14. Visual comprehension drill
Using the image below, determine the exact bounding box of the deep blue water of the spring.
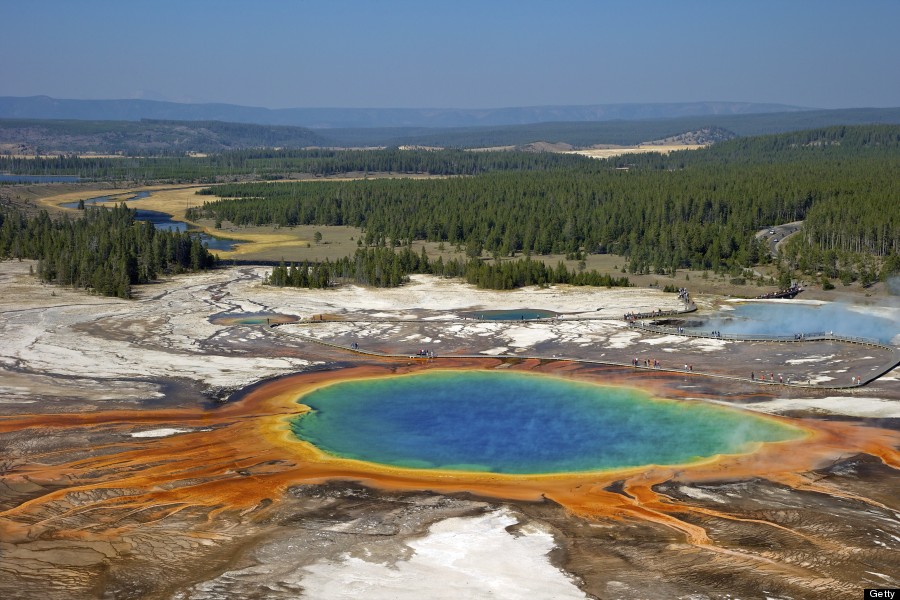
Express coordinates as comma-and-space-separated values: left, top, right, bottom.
291, 370, 801, 474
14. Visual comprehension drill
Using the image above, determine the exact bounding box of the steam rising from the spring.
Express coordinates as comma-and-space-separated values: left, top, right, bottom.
887, 275, 900, 297
694, 300, 900, 345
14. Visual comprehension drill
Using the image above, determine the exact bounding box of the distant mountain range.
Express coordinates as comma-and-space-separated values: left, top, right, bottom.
341, 107, 900, 148
1, 97, 899, 154
0, 96, 808, 129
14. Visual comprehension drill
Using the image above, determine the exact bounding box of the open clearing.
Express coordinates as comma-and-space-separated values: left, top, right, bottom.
565, 143, 706, 159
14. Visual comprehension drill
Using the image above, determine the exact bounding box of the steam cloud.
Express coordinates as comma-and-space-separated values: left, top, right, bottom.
697, 301, 900, 345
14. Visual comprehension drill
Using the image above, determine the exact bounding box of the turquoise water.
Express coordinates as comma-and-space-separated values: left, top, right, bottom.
210, 312, 297, 325
464, 309, 557, 321
291, 371, 802, 474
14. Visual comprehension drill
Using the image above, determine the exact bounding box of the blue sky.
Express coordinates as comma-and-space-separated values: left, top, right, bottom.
4, 0, 899, 109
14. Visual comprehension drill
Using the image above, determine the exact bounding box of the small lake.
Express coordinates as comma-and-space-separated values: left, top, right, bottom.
464, 309, 558, 321
0, 174, 81, 183
291, 370, 802, 474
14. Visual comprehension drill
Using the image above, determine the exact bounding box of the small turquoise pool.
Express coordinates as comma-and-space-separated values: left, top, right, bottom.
210, 312, 297, 326
291, 371, 802, 474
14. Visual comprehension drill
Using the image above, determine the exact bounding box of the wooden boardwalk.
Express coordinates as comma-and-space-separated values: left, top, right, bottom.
271, 318, 899, 391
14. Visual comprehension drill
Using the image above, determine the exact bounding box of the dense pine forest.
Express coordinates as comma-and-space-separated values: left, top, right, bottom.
0, 148, 596, 182
2, 124, 897, 293
264, 247, 633, 290
0, 204, 217, 298
190, 126, 900, 280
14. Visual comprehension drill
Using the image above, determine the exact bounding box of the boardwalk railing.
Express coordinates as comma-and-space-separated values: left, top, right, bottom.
271, 322, 899, 390
629, 321, 894, 351
624, 301, 696, 322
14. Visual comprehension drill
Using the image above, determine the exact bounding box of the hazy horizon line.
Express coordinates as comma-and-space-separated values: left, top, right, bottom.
2, 94, 827, 112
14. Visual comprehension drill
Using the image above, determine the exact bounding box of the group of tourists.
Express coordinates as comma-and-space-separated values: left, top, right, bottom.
749, 372, 863, 386
750, 371, 785, 384
632, 357, 662, 369
755, 284, 802, 300
624, 308, 667, 322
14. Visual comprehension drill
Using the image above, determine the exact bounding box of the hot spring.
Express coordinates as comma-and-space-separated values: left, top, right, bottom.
290, 370, 803, 475
688, 301, 900, 344
210, 312, 298, 326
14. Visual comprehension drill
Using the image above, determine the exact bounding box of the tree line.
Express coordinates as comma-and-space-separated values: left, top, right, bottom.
0, 204, 217, 298
3, 124, 897, 292
191, 126, 900, 277
264, 246, 632, 291
0, 148, 598, 182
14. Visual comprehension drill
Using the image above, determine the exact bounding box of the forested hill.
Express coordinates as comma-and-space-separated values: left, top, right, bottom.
618, 124, 900, 166
323, 107, 900, 148
0, 119, 327, 155
189, 125, 900, 281
2, 107, 900, 155
3, 125, 898, 183
0, 96, 804, 128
